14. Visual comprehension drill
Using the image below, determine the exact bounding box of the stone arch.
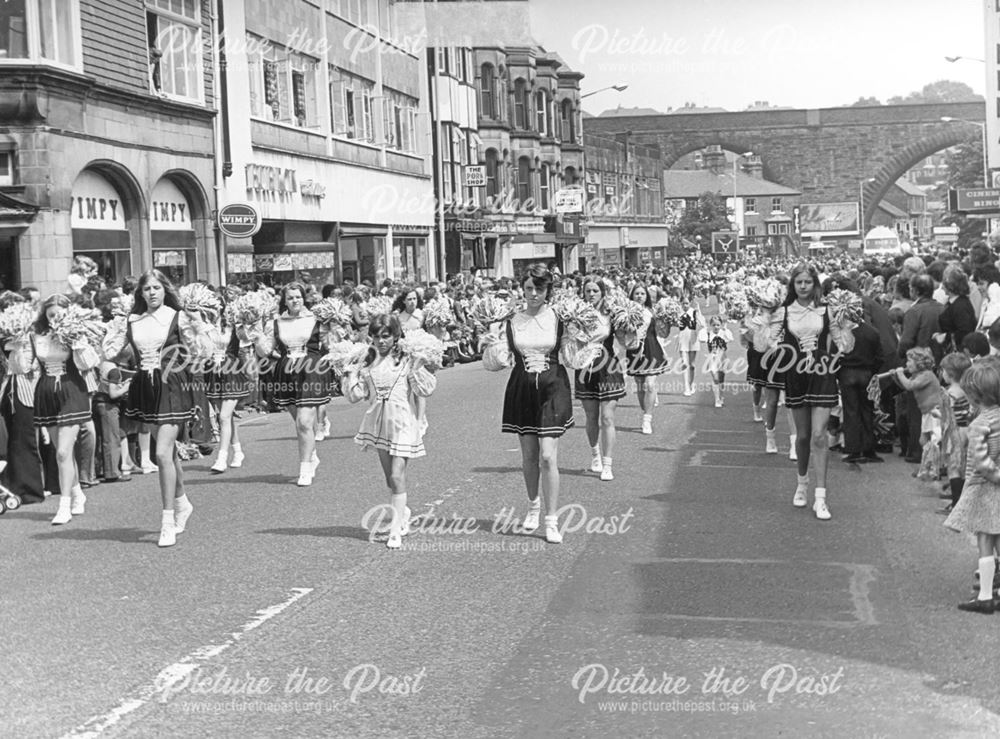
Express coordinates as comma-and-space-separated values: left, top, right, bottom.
160, 168, 210, 221
663, 141, 779, 183
78, 159, 146, 221
155, 168, 214, 283
861, 130, 968, 230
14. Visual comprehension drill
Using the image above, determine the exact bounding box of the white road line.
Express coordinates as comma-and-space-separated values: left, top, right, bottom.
62, 587, 313, 739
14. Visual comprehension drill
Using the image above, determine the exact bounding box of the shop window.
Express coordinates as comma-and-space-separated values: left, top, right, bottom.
153, 249, 195, 286
0, 152, 13, 186
0, 0, 81, 68
146, 0, 202, 102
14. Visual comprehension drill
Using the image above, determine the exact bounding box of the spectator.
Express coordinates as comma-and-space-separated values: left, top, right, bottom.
936, 264, 977, 354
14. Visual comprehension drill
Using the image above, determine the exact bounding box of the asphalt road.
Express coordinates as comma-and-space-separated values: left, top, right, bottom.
2, 342, 999, 738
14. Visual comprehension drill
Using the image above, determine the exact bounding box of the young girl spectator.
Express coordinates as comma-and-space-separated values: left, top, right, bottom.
889, 348, 943, 476
343, 314, 437, 550
939, 352, 972, 514
944, 359, 1000, 613
698, 315, 733, 408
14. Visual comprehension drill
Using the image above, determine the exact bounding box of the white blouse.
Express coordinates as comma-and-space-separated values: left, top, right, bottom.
483, 306, 575, 372
275, 313, 316, 358
756, 301, 854, 355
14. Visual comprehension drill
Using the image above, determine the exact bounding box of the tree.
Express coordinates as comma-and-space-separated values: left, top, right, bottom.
939, 138, 989, 248
669, 192, 732, 249
850, 96, 882, 106
887, 80, 983, 105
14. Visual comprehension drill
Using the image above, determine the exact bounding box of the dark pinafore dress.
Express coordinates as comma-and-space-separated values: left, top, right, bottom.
124, 309, 198, 425
501, 318, 574, 437
206, 327, 251, 401
31, 335, 92, 427
779, 306, 839, 409
625, 313, 669, 377
574, 324, 626, 402
271, 316, 334, 408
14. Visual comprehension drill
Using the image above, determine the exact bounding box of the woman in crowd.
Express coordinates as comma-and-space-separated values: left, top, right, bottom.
255, 281, 334, 487
624, 282, 668, 435
573, 277, 626, 481
756, 263, 854, 520
103, 270, 201, 547
483, 263, 575, 543
392, 288, 424, 333
936, 264, 976, 356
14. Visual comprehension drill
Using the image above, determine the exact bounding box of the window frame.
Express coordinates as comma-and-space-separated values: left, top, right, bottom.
146, 0, 203, 103
0, 152, 14, 186
0, 0, 83, 71
744, 197, 757, 213
770, 197, 783, 213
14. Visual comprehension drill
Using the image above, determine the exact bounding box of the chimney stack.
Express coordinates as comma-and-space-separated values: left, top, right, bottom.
702, 145, 726, 174
745, 155, 763, 179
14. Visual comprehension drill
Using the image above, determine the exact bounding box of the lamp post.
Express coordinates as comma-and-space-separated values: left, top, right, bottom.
858, 177, 876, 237
941, 116, 989, 186
944, 55, 985, 63
732, 151, 753, 248
581, 84, 628, 99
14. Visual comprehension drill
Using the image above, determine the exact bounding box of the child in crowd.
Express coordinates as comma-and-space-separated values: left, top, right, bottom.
989, 318, 1000, 356
888, 348, 943, 478
939, 353, 973, 514
962, 331, 991, 361
944, 358, 1000, 613
697, 315, 733, 408
343, 314, 437, 550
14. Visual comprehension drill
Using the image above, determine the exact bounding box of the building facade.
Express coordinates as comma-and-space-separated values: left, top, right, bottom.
218, 0, 434, 289
0, 0, 218, 296
582, 132, 665, 271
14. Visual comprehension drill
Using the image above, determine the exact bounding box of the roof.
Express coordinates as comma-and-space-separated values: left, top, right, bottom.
877, 201, 908, 218
669, 106, 729, 114
893, 178, 928, 197
661, 170, 801, 198
598, 106, 665, 117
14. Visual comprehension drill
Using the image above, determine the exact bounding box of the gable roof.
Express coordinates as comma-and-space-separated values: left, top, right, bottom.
661, 170, 801, 198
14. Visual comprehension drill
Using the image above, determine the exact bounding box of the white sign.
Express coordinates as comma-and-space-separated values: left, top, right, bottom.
464, 165, 487, 187
71, 170, 126, 230
987, 3, 1000, 176
150, 178, 193, 231
553, 188, 585, 214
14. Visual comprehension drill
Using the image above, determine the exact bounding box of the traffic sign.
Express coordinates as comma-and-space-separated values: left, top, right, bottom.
711, 231, 739, 254
949, 188, 1000, 214
218, 203, 261, 238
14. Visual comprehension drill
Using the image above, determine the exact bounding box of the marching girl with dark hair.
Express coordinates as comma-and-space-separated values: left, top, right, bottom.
27, 294, 102, 524
343, 313, 437, 549
755, 263, 854, 520
102, 269, 204, 547
625, 282, 668, 436
254, 281, 334, 487
205, 298, 251, 474
575, 277, 626, 481
676, 290, 704, 397
483, 262, 576, 543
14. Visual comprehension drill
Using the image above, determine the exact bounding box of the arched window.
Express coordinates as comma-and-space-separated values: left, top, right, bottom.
561, 99, 575, 143
517, 156, 532, 207
514, 79, 529, 130
535, 90, 547, 135
564, 166, 578, 186
485, 149, 500, 199
479, 63, 495, 119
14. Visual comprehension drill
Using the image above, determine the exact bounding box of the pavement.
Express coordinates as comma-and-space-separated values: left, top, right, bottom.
2, 340, 1000, 738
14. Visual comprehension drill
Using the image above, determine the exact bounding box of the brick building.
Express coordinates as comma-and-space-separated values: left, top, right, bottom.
0, 0, 218, 295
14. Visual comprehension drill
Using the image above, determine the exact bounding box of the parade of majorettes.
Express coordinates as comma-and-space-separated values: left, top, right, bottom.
2, 248, 1000, 615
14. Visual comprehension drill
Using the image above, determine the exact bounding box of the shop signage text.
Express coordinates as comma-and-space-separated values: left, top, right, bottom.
246, 164, 297, 196
151, 201, 188, 225
300, 180, 327, 199
74, 196, 121, 226
218, 203, 262, 238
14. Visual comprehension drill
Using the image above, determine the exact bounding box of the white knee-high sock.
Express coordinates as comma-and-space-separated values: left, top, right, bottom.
978, 556, 996, 600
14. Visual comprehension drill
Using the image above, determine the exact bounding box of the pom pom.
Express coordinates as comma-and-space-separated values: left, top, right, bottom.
311, 297, 353, 327
608, 296, 647, 334
326, 340, 370, 373
179, 283, 222, 322
718, 282, 749, 322
110, 294, 133, 318
422, 298, 454, 329
398, 328, 445, 370
48, 304, 105, 349
653, 297, 682, 336
364, 295, 393, 317
225, 289, 279, 327
550, 291, 601, 336
826, 288, 863, 325
470, 294, 514, 329
745, 277, 784, 310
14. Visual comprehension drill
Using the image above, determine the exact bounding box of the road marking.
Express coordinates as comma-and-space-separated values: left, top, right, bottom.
633, 558, 879, 626
687, 450, 791, 468
62, 587, 313, 739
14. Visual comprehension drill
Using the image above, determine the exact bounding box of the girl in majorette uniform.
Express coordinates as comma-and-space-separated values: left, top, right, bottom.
102, 270, 204, 547
574, 277, 627, 481
755, 263, 854, 520
205, 306, 251, 474
698, 315, 733, 408
254, 281, 334, 487
676, 291, 704, 397
343, 313, 437, 549
483, 263, 576, 543
27, 295, 101, 524
624, 283, 668, 435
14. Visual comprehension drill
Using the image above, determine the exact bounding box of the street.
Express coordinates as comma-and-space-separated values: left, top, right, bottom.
2, 359, 1000, 739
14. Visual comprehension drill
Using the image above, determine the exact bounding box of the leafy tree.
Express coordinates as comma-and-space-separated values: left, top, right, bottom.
938, 137, 989, 248
887, 80, 983, 105
669, 192, 732, 250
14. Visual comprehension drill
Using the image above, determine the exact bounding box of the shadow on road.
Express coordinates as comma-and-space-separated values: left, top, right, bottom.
31, 527, 149, 544
257, 525, 370, 542
182, 474, 290, 486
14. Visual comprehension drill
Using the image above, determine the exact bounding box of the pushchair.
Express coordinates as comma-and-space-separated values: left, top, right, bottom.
0, 461, 21, 514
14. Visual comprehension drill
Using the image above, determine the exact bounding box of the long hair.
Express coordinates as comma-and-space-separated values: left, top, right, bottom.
364, 313, 403, 366
132, 269, 181, 314
392, 287, 423, 314
580, 276, 607, 312
278, 281, 308, 314
783, 263, 824, 307
628, 282, 652, 309
34, 293, 71, 334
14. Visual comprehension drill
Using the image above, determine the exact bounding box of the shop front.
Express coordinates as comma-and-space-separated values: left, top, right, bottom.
71, 169, 134, 285
252, 220, 338, 289
150, 177, 197, 286
393, 226, 432, 284
0, 191, 39, 291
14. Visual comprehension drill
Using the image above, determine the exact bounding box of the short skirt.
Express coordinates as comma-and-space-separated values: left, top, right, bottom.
781, 345, 838, 408
502, 365, 574, 437
206, 355, 251, 401
675, 327, 699, 353
575, 351, 626, 401
269, 353, 334, 408
124, 367, 198, 425
944, 478, 1000, 534
747, 346, 784, 390
626, 339, 669, 377
34, 373, 91, 427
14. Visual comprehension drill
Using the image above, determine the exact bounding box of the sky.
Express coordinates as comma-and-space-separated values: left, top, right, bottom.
527, 0, 986, 114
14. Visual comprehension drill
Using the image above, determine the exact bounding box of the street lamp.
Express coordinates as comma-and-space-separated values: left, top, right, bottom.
941, 116, 989, 186
944, 55, 985, 63
581, 84, 628, 99
859, 177, 876, 236
732, 151, 753, 246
